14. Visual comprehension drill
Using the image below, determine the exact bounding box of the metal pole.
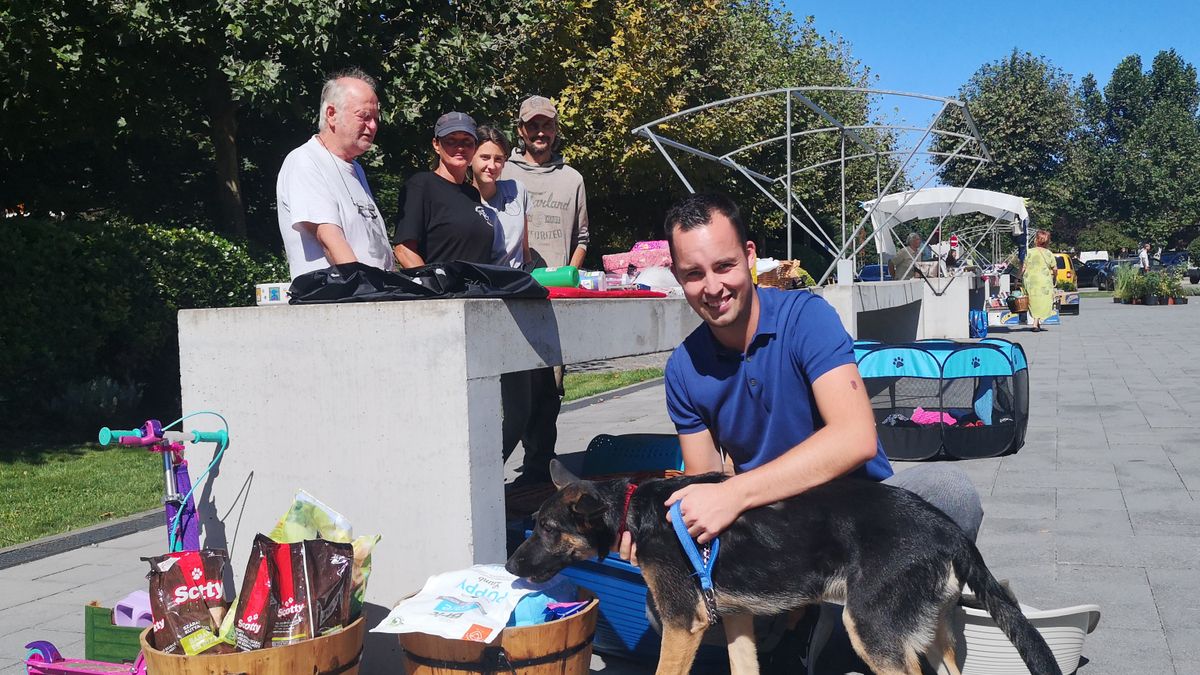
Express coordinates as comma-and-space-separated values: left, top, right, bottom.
786, 92, 793, 260
840, 131, 847, 268
644, 130, 695, 193
876, 153, 882, 275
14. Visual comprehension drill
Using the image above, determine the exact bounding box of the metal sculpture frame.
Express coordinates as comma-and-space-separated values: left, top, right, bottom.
631, 87, 993, 284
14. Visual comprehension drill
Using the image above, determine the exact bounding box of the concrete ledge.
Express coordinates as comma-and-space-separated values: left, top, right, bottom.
0, 510, 160, 570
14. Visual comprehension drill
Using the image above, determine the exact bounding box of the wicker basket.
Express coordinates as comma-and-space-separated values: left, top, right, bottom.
758, 260, 810, 290
1007, 296, 1029, 313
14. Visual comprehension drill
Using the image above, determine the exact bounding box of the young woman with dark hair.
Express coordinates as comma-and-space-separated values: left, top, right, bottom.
471, 125, 530, 269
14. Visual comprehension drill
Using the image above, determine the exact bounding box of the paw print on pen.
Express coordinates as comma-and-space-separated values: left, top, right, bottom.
892, 357, 904, 368
971, 357, 981, 368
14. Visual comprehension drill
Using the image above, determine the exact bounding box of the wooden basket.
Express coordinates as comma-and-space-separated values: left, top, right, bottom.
1008, 296, 1029, 313
138, 616, 364, 675
398, 590, 598, 675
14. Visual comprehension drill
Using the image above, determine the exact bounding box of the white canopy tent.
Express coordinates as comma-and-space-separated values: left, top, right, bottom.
863, 187, 1028, 260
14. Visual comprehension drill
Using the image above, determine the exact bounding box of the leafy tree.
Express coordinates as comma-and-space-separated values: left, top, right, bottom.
933, 50, 1079, 226
1076, 222, 1137, 254
0, 0, 544, 242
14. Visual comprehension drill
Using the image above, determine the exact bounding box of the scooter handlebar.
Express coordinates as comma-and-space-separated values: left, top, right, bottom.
98, 428, 141, 446
162, 429, 228, 446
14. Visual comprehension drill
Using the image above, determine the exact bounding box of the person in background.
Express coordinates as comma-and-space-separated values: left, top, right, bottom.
1139, 242, 1151, 274
471, 125, 529, 269
502, 96, 589, 269
1022, 229, 1057, 332
393, 112, 501, 267
889, 232, 923, 280
470, 124, 538, 466
499, 96, 590, 485
277, 68, 393, 280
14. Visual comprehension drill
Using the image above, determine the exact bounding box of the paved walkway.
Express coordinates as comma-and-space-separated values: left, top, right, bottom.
3, 297, 1199, 673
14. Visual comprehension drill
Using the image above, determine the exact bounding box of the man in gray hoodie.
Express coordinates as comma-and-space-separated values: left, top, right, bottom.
502, 96, 590, 269
499, 95, 590, 486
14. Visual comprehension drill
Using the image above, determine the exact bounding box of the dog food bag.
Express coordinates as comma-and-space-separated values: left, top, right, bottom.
371, 564, 549, 643
144, 549, 234, 655
226, 539, 275, 651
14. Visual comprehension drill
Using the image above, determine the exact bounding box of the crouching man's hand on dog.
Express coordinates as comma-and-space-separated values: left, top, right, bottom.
612, 531, 638, 566
665, 482, 746, 544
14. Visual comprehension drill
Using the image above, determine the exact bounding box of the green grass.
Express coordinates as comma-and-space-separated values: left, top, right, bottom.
1079, 290, 1113, 298
0, 439, 162, 547
563, 367, 664, 403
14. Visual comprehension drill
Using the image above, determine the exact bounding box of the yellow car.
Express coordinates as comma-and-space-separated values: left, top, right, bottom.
1054, 253, 1075, 286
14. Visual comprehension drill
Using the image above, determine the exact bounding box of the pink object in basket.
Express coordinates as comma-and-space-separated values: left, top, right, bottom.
631, 240, 669, 251
601, 249, 672, 274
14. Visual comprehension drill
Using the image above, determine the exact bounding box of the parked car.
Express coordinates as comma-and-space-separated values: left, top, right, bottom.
1095, 258, 1163, 291
1073, 258, 1106, 287
1053, 253, 1075, 286
1158, 251, 1198, 283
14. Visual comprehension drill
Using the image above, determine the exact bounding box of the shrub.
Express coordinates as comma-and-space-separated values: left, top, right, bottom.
1189, 236, 1200, 264
1, 218, 287, 426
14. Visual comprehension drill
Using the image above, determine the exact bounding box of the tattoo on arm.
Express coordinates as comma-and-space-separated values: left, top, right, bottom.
850, 380, 859, 390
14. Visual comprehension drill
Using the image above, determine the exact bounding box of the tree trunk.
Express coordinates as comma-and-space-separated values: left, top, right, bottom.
207, 65, 246, 239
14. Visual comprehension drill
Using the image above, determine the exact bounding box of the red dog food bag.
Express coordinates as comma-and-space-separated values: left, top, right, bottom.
229, 538, 275, 651
145, 549, 234, 655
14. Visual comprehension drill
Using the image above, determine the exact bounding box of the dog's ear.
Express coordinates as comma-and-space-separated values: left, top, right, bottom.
550, 459, 580, 489
570, 492, 607, 522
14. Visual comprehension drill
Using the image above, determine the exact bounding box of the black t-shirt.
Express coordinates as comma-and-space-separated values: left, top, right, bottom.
394, 171, 496, 265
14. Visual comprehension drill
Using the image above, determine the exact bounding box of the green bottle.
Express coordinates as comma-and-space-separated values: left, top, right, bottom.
531, 266, 580, 288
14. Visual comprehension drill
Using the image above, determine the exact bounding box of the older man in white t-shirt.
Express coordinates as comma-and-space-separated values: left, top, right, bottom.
277, 68, 394, 280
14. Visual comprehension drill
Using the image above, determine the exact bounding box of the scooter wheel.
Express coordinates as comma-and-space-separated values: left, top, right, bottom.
24, 640, 63, 663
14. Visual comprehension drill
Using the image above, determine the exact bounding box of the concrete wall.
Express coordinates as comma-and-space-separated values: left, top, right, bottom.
178, 298, 699, 610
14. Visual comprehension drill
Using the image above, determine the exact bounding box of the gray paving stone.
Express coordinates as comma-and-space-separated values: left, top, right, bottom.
1074, 627, 1175, 675
1056, 488, 1126, 512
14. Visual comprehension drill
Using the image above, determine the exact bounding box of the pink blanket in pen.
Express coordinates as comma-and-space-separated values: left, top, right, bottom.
911, 407, 956, 425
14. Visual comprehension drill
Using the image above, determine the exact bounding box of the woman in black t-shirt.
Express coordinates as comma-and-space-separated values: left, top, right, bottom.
393, 112, 502, 267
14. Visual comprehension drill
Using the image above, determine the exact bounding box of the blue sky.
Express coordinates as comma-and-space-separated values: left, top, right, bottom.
784, 0, 1200, 184
790, 0, 1200, 106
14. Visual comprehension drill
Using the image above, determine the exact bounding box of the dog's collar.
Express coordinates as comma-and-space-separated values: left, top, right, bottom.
617, 483, 638, 540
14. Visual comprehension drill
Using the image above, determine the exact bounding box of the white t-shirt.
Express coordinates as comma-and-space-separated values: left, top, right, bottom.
1139, 248, 1150, 270
483, 179, 530, 268
277, 136, 395, 279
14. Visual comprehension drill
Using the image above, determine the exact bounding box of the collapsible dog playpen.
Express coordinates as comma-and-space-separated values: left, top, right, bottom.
855, 339, 1029, 460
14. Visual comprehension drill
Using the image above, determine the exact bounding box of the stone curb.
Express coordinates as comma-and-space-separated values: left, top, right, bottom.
0, 509, 161, 570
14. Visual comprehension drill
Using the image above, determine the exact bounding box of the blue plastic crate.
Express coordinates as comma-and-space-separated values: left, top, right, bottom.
581, 433, 684, 476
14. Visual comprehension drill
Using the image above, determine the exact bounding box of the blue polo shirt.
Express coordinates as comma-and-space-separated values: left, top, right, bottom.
665, 287, 893, 480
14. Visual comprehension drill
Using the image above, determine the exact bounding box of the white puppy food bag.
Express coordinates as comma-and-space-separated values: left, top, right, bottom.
371, 564, 541, 643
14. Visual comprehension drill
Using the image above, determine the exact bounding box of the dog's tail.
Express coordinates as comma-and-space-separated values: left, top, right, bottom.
954, 545, 1062, 675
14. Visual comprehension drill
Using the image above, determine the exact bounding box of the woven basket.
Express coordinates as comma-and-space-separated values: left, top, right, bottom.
1008, 296, 1029, 313
758, 260, 809, 290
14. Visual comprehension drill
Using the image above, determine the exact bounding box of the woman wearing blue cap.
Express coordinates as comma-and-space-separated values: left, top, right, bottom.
393, 111, 503, 267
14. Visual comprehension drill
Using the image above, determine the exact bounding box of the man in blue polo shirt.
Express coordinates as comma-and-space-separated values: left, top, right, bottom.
618, 193, 981, 558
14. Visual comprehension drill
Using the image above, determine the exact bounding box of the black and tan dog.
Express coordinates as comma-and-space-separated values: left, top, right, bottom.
506, 462, 1061, 675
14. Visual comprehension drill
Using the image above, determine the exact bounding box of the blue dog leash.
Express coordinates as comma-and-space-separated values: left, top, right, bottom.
669, 500, 721, 625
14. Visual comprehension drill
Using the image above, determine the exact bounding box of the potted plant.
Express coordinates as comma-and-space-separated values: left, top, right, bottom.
1164, 270, 1184, 304
1128, 271, 1145, 304
1113, 265, 1133, 303
1144, 271, 1160, 305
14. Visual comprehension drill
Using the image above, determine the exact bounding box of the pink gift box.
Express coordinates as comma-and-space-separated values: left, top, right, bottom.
602, 249, 673, 274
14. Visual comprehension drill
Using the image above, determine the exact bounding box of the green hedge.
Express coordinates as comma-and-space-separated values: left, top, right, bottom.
1, 218, 287, 427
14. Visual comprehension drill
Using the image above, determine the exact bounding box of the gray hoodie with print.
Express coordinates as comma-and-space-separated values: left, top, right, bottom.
501, 149, 590, 268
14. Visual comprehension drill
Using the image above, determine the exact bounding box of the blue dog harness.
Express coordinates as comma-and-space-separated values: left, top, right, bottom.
669, 501, 721, 625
